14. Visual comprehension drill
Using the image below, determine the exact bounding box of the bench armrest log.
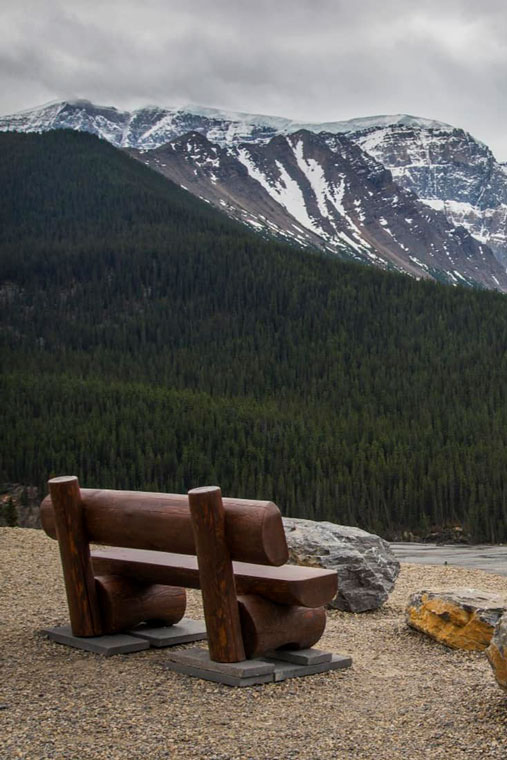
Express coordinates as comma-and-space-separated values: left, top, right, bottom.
41, 488, 288, 566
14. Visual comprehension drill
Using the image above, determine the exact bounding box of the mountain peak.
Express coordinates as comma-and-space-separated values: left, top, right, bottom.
333, 113, 455, 133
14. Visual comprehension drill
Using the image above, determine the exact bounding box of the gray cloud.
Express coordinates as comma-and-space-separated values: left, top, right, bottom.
1, 0, 507, 157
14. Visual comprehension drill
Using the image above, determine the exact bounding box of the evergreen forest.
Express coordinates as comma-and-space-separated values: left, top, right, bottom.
1, 130, 506, 541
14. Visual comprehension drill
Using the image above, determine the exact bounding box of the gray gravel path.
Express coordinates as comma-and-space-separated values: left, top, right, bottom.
1, 528, 506, 760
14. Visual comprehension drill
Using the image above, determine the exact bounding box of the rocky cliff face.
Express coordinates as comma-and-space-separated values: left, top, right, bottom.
350, 124, 507, 268
2, 99, 507, 290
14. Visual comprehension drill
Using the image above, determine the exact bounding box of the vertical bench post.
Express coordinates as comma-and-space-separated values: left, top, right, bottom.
48, 476, 102, 636
188, 486, 246, 662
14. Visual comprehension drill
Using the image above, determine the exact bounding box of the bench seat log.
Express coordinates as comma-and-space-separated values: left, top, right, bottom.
91, 548, 338, 608
41, 489, 288, 566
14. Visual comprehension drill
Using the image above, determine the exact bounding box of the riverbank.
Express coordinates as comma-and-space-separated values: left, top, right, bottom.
391, 542, 507, 577
1, 527, 506, 760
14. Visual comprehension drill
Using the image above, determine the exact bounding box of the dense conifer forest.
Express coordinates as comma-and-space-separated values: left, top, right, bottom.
1, 130, 506, 541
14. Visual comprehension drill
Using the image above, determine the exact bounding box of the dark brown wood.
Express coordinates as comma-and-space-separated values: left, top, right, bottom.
41, 488, 288, 566
188, 486, 246, 662
48, 476, 102, 637
91, 548, 338, 607
95, 575, 186, 634
42, 479, 332, 657
237, 595, 326, 658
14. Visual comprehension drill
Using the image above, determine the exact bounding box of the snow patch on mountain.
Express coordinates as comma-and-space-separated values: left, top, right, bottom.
3, 98, 507, 289
236, 146, 321, 235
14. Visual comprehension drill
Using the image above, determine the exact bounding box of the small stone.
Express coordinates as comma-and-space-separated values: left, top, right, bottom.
283, 517, 400, 612
486, 612, 507, 690
406, 588, 506, 650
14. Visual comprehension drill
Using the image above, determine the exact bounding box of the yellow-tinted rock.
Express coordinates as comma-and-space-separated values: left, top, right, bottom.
486, 613, 507, 690
406, 588, 506, 651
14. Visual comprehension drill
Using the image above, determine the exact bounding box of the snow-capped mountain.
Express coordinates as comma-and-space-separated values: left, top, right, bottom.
134, 130, 506, 289
0, 99, 456, 150
348, 124, 507, 268
2, 99, 507, 291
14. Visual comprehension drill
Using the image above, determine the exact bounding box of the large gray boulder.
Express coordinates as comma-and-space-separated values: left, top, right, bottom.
283, 517, 400, 612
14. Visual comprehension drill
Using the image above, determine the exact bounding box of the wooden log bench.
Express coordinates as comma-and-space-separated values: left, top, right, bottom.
41, 477, 352, 684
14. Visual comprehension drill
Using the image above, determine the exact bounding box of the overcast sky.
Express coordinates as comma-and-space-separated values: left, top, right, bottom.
2, 0, 507, 157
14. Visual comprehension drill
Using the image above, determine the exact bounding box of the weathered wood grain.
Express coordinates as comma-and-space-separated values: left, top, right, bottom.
188, 486, 246, 662
48, 476, 102, 637
238, 595, 326, 658
91, 548, 337, 607
41, 488, 288, 566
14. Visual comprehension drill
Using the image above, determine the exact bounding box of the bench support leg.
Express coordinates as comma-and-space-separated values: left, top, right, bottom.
238, 595, 326, 658
95, 575, 186, 634
49, 476, 102, 636
188, 486, 246, 662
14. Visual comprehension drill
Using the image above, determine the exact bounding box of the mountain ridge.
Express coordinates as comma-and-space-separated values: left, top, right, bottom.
2, 99, 507, 291
349, 123, 507, 268
0, 99, 457, 147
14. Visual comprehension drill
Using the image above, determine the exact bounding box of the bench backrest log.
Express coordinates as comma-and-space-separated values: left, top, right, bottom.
41, 486, 289, 566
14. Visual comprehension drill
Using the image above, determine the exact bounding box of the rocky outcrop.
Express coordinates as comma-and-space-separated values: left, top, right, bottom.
0, 484, 40, 528
406, 589, 506, 650
486, 613, 507, 690
351, 123, 507, 269
282, 517, 400, 612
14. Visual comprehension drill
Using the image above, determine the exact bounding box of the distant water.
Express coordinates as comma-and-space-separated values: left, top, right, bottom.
390, 542, 507, 577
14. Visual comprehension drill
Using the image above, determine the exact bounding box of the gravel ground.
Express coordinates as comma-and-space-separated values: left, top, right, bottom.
1, 527, 506, 760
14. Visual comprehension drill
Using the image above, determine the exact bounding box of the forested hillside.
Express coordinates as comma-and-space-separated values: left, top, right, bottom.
1, 130, 506, 541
